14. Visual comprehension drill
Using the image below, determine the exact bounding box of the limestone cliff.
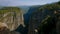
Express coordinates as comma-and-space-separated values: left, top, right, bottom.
0, 7, 24, 31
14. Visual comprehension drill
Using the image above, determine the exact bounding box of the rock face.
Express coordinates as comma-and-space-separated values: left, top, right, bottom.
0, 22, 21, 34
0, 7, 24, 31
28, 1, 60, 34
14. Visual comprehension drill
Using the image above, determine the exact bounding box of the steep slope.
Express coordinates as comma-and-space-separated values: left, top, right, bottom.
0, 7, 24, 31
28, 1, 60, 34
24, 6, 41, 25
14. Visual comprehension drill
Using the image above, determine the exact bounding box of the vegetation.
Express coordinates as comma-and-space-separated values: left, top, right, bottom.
28, 1, 60, 34
0, 7, 20, 14
39, 1, 60, 11
37, 1, 60, 34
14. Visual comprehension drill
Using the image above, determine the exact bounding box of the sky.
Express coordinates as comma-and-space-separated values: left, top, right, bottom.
0, 0, 60, 6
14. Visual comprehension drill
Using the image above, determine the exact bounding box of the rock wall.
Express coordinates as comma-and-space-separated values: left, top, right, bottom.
0, 7, 24, 31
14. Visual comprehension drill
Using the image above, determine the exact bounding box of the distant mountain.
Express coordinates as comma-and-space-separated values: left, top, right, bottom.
19, 5, 41, 14
19, 6, 31, 14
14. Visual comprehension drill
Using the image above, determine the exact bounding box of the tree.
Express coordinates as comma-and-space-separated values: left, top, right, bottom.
38, 15, 57, 34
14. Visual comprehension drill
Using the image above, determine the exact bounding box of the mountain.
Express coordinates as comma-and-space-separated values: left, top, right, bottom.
28, 1, 60, 34
24, 1, 60, 25
19, 6, 31, 14
0, 7, 24, 31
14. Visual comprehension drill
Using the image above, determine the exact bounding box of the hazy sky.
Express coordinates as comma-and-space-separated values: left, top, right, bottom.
0, 0, 59, 6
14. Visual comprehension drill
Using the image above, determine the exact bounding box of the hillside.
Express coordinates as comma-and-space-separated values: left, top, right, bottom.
27, 1, 60, 34
0, 7, 24, 31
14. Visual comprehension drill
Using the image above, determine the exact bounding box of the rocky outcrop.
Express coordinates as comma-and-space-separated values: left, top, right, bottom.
28, 1, 60, 34
0, 7, 24, 31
